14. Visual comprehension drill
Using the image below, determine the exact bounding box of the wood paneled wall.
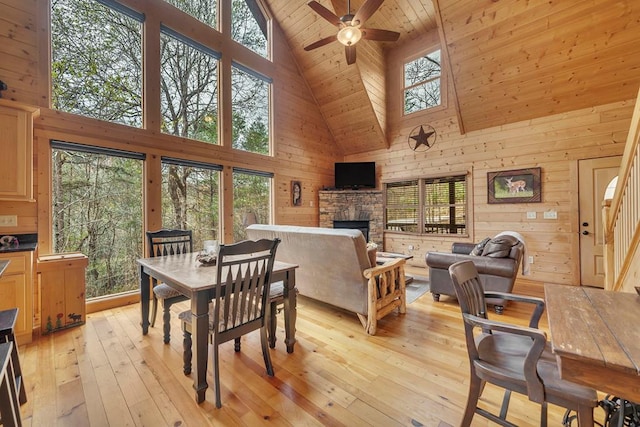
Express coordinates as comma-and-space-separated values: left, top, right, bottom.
0, 0, 341, 253
346, 34, 634, 287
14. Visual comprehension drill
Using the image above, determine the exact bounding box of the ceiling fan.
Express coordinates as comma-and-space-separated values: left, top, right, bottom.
304, 0, 400, 65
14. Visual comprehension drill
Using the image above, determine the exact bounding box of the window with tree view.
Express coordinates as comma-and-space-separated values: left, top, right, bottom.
160, 27, 220, 144
404, 49, 441, 115
161, 158, 221, 250
51, 142, 144, 299
51, 0, 143, 127
233, 169, 272, 241
232, 0, 269, 58
232, 64, 271, 154
385, 175, 467, 235
163, 0, 217, 31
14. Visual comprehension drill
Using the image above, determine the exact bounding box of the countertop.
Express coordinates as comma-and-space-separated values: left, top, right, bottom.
0, 233, 38, 253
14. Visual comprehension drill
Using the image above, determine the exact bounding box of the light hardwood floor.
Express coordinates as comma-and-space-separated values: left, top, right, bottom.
17, 274, 605, 426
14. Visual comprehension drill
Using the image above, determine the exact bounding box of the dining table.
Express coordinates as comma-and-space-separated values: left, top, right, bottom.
544, 284, 640, 403
138, 252, 298, 403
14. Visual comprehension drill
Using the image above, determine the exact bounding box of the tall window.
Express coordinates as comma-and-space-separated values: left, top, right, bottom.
163, 0, 218, 31
51, 0, 143, 127
51, 142, 144, 299
233, 168, 272, 241
232, 63, 271, 154
232, 0, 269, 58
160, 27, 220, 144
403, 49, 441, 115
385, 174, 467, 235
161, 158, 222, 249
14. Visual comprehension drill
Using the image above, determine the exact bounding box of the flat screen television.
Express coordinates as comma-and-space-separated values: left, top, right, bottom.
334, 162, 376, 189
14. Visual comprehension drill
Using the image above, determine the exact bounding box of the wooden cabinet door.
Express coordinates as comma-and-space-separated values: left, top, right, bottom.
0, 252, 33, 344
0, 100, 39, 200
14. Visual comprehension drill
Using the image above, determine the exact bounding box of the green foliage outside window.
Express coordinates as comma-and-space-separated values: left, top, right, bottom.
52, 149, 143, 298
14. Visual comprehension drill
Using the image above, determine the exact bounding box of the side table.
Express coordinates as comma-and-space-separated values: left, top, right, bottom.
0, 308, 26, 405
376, 251, 414, 284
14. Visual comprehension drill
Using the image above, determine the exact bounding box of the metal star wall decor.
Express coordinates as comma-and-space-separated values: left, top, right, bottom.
408, 124, 437, 152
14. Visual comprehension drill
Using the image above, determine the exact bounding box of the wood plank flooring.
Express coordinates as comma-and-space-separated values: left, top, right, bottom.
16, 276, 606, 426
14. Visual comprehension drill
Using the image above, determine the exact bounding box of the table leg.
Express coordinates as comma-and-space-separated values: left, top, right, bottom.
140, 266, 150, 335
191, 290, 209, 403
283, 270, 297, 354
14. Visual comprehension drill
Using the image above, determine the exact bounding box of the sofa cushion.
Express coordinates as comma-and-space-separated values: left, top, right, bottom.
470, 237, 491, 256
481, 235, 520, 258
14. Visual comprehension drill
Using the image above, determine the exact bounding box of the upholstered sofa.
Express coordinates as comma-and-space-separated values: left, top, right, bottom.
425, 235, 524, 313
246, 224, 406, 335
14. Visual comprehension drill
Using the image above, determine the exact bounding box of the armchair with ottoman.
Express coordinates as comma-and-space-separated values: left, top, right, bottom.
425, 233, 527, 314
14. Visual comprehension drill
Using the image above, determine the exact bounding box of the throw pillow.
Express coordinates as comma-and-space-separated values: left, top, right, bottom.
470, 237, 492, 256
481, 235, 519, 258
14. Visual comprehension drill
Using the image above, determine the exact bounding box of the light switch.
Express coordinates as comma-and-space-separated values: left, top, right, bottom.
526, 212, 536, 219
543, 210, 558, 219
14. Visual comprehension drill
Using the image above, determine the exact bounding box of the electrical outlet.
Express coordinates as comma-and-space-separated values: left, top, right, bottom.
543, 210, 558, 219
0, 215, 17, 227
528, 256, 534, 264
526, 211, 536, 219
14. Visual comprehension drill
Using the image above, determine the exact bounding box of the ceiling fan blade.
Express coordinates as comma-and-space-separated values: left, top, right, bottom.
307, 1, 341, 26
352, 0, 384, 25
361, 28, 400, 42
304, 35, 337, 51
345, 45, 356, 65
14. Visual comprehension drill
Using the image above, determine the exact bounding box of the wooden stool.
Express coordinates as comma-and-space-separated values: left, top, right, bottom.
0, 309, 26, 405
0, 341, 22, 426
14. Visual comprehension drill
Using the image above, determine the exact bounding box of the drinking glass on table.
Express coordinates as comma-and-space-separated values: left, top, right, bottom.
203, 240, 219, 256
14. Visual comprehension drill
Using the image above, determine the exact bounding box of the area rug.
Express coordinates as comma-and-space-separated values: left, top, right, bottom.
405, 275, 430, 304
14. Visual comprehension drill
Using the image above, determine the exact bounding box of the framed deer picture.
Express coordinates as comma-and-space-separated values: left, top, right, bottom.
487, 167, 541, 204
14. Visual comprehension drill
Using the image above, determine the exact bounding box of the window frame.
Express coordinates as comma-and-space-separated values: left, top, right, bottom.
383, 171, 471, 237
402, 47, 445, 116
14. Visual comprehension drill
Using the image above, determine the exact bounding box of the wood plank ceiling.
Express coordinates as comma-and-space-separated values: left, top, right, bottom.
263, 0, 640, 155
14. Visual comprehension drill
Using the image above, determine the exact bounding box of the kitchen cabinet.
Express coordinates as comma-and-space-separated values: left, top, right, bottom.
37, 253, 88, 334
0, 252, 33, 344
0, 99, 39, 201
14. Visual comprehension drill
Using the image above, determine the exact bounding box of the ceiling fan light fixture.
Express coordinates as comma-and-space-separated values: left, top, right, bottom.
337, 26, 362, 46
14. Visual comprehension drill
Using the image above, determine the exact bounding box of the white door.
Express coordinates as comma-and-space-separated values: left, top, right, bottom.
578, 156, 621, 287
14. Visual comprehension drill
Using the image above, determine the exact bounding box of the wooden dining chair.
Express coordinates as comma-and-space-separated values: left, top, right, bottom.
179, 238, 280, 408
448, 260, 599, 427
146, 229, 193, 344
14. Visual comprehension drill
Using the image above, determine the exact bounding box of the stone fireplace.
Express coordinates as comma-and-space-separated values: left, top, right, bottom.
319, 190, 383, 246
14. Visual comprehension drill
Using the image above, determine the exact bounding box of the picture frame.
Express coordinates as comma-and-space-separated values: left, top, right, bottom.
291, 181, 302, 206
487, 167, 541, 204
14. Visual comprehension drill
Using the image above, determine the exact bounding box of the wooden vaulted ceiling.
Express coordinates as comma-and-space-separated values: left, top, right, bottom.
263, 0, 640, 156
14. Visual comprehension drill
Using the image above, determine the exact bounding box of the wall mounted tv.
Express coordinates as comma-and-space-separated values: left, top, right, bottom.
334, 162, 376, 189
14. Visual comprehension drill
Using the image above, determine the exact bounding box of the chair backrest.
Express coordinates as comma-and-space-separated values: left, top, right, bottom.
146, 229, 193, 258
212, 238, 280, 340
448, 260, 488, 319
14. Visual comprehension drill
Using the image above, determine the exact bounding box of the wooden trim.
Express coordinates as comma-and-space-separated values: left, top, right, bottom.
86, 291, 140, 314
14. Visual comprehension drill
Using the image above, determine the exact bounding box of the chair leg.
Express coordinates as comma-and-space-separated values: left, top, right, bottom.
461, 373, 483, 427
267, 302, 278, 349
162, 300, 172, 344
575, 404, 594, 427
182, 329, 192, 375
494, 305, 505, 315
540, 402, 548, 427
214, 344, 222, 408
150, 294, 158, 327
234, 338, 241, 352
260, 326, 274, 377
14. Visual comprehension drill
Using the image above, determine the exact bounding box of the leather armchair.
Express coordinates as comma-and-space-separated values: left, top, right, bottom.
425, 235, 524, 313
